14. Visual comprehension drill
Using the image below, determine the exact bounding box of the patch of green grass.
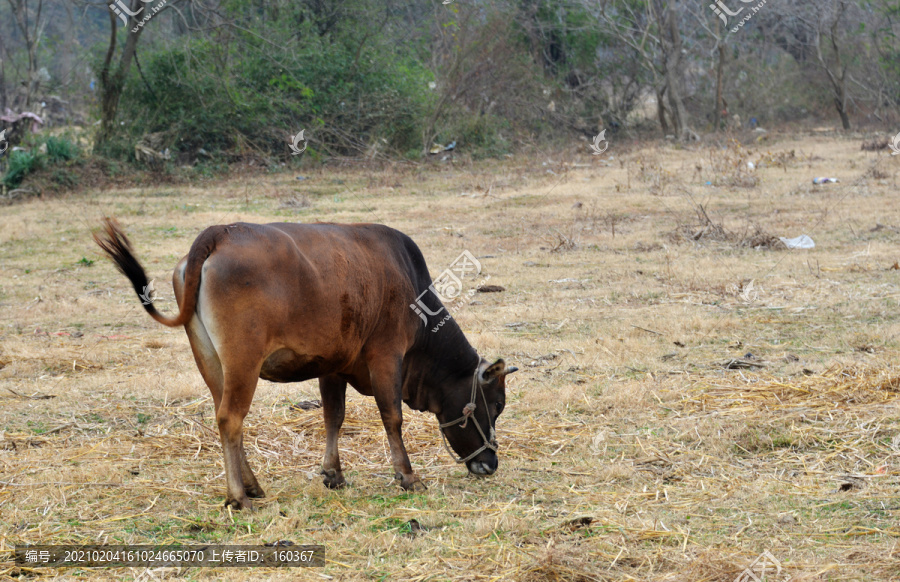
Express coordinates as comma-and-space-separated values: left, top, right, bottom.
366, 492, 429, 509
370, 517, 407, 532
26, 420, 47, 434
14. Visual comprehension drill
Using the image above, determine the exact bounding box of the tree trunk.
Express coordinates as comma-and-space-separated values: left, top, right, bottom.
714, 42, 725, 131
833, 38, 850, 130
661, 3, 691, 139
836, 98, 850, 130
656, 86, 670, 135
96, 3, 144, 148
713, 18, 725, 132
98, 85, 124, 145
815, 1, 851, 131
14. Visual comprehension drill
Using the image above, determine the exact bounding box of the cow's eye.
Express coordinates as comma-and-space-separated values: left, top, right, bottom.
495, 402, 504, 414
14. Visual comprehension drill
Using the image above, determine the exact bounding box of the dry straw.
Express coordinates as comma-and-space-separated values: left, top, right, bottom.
2, 137, 900, 580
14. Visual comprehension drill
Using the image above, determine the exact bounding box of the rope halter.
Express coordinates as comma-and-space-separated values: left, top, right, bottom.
438, 367, 498, 464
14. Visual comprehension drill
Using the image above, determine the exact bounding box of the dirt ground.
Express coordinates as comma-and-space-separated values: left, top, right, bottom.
2, 133, 900, 581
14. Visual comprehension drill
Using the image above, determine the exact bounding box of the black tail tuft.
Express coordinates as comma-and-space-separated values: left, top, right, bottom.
93, 217, 154, 314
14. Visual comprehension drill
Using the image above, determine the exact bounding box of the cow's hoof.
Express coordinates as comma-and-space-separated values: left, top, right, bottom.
224, 496, 253, 511
399, 475, 427, 492
321, 468, 346, 489
245, 484, 266, 498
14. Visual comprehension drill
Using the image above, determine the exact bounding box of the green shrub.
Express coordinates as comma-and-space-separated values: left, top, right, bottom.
2, 150, 44, 188
114, 21, 431, 161
1, 134, 82, 190
44, 136, 79, 163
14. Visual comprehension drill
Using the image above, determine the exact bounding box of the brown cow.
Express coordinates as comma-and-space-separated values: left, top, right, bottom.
94, 219, 516, 510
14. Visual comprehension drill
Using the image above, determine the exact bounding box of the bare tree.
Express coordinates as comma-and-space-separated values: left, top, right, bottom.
96, 0, 146, 146
690, 0, 743, 132
6, 0, 47, 109
814, 0, 851, 130
659, 1, 691, 137
592, 0, 695, 139
765, 0, 873, 130
92, 0, 195, 146
424, 1, 541, 153
713, 19, 726, 131
862, 0, 900, 121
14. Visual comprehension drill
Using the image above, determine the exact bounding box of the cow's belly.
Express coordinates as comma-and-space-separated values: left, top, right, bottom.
260, 348, 344, 383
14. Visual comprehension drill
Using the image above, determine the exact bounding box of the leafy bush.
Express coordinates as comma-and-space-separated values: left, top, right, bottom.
116, 19, 432, 160
2, 150, 44, 188
1, 134, 81, 190
45, 136, 79, 163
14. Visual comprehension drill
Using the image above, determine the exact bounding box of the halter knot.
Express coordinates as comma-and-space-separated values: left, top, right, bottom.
460, 402, 477, 423
438, 368, 498, 464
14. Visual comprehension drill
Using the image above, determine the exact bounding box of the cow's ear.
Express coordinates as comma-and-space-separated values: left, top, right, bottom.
480, 359, 518, 383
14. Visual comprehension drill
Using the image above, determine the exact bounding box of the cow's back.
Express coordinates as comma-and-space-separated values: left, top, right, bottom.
192, 222, 424, 382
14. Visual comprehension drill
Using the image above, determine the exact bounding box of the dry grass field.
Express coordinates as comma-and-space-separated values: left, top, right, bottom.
2, 133, 900, 581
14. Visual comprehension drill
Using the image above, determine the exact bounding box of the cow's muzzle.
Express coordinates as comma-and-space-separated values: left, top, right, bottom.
466, 453, 498, 476
438, 369, 500, 469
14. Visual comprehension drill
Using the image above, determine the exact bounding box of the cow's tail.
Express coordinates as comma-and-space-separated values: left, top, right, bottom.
93, 217, 215, 328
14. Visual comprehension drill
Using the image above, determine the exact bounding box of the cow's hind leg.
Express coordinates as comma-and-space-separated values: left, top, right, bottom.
186, 317, 264, 501
217, 369, 262, 510
238, 434, 265, 498
370, 356, 425, 492
319, 375, 347, 489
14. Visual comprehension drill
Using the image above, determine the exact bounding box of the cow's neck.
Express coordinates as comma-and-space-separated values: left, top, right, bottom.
402, 317, 479, 413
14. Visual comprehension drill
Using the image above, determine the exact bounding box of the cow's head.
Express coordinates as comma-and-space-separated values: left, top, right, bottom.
438, 358, 517, 477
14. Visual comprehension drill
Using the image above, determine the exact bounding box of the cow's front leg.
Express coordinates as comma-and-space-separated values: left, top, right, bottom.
370, 358, 425, 491
319, 375, 347, 489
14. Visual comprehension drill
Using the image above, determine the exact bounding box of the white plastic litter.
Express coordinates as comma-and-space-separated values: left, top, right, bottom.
779, 235, 815, 249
